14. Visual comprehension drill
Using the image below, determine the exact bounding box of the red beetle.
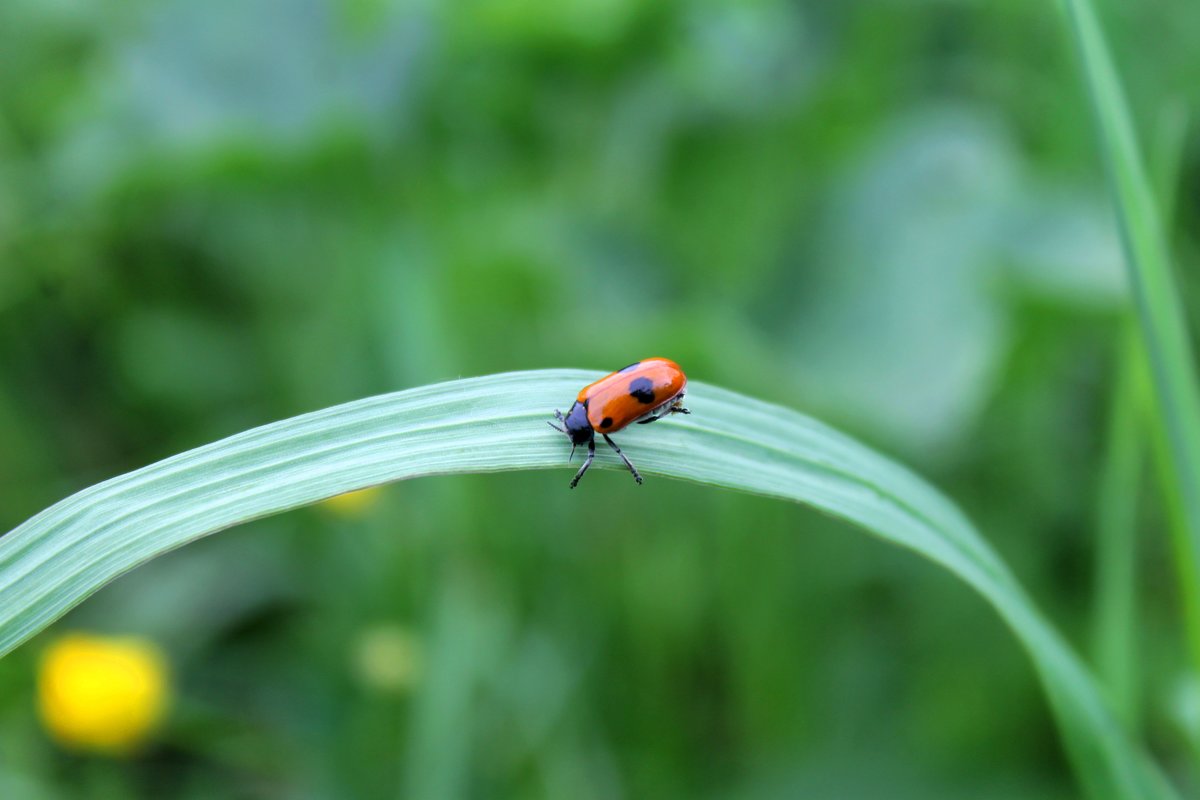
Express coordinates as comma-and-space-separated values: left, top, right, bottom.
549, 358, 689, 488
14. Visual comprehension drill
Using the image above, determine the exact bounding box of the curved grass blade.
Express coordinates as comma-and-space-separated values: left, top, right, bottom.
0, 370, 1178, 799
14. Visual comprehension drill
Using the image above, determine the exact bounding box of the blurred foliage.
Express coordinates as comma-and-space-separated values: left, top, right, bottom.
0, 0, 1198, 797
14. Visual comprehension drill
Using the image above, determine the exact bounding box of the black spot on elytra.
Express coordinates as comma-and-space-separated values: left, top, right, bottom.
600, 417, 614, 429
628, 377, 656, 404
618, 361, 642, 373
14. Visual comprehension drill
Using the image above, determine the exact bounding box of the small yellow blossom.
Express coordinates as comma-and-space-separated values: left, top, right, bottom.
37, 633, 169, 755
352, 624, 423, 693
320, 486, 383, 517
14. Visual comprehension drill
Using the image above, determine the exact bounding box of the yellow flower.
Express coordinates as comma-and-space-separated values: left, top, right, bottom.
37, 633, 169, 755
352, 625, 423, 694
320, 486, 383, 517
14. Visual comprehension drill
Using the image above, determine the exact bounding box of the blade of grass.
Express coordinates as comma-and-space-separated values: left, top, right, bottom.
0, 370, 1179, 799
1060, 0, 1200, 671
1089, 100, 1187, 735
1093, 325, 1144, 726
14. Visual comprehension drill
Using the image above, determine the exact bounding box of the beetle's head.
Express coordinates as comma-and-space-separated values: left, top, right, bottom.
549, 402, 594, 454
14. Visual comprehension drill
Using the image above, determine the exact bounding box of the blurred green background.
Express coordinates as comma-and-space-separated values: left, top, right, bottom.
1, 0, 1197, 796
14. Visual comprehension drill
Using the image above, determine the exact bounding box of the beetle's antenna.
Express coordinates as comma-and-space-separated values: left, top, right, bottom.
569, 444, 576, 463
547, 420, 565, 434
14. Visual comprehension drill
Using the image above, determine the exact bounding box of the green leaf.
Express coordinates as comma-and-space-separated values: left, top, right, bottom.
0, 370, 1177, 799
1060, 0, 1200, 668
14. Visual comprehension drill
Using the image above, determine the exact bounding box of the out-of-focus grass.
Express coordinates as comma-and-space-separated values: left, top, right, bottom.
1060, 0, 1200, 673
1091, 327, 1144, 726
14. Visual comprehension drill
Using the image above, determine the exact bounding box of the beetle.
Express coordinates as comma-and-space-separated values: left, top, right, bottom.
548, 357, 689, 488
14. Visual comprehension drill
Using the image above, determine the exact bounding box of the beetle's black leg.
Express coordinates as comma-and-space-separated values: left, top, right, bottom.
637, 404, 673, 425
602, 434, 643, 485
569, 438, 596, 489
637, 402, 689, 424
